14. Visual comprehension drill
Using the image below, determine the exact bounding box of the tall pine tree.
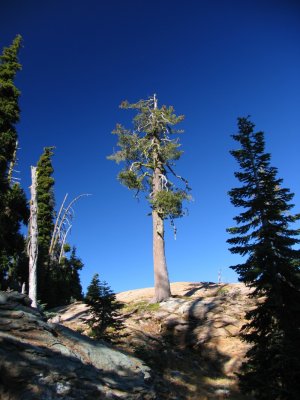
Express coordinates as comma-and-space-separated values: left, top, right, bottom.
227, 117, 300, 399
108, 95, 191, 302
36, 146, 55, 303
0, 35, 29, 289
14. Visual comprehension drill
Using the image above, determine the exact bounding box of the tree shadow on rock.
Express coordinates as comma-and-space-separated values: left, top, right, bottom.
182, 282, 219, 298
0, 335, 154, 400
132, 284, 252, 399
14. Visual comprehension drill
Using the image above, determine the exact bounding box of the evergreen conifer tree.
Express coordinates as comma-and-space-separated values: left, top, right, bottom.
0, 36, 29, 289
36, 147, 55, 258
227, 117, 300, 399
108, 95, 191, 302
35, 148, 83, 307
52, 246, 83, 306
36, 147, 55, 303
85, 274, 124, 343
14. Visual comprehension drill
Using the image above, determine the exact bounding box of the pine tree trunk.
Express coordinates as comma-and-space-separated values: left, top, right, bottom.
28, 166, 38, 308
152, 167, 171, 302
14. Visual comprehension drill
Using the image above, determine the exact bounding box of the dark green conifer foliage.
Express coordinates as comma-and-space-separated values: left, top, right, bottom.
227, 117, 300, 399
49, 246, 83, 307
85, 274, 124, 343
0, 35, 29, 289
42, 251, 83, 309
36, 147, 55, 302
0, 35, 22, 184
36, 147, 55, 253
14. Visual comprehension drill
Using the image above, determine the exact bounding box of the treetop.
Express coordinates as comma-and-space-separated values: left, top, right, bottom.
108, 94, 191, 221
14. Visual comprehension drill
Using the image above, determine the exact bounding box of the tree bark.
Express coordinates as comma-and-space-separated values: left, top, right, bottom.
152, 166, 171, 302
8, 140, 18, 185
28, 166, 38, 308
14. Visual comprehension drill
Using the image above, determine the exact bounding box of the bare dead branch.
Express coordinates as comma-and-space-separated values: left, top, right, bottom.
49, 193, 68, 256
49, 193, 91, 261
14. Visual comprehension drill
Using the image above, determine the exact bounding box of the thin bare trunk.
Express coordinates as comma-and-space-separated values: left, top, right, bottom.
49, 193, 68, 258
152, 166, 171, 302
28, 166, 38, 308
8, 140, 18, 185
58, 224, 71, 262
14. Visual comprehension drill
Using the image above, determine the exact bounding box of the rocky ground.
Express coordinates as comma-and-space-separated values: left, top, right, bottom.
50, 282, 256, 399
0, 291, 154, 400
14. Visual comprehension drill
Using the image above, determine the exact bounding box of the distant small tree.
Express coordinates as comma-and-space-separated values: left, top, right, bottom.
108, 94, 191, 302
54, 246, 84, 305
85, 274, 124, 343
227, 117, 300, 399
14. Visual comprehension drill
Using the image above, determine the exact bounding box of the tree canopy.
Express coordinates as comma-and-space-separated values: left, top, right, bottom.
108, 95, 191, 221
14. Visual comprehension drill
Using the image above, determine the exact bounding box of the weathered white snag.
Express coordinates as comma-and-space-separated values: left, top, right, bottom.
28, 166, 38, 308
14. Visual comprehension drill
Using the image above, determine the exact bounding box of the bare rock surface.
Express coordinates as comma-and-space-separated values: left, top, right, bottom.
55, 282, 256, 399
0, 283, 255, 399
0, 291, 154, 400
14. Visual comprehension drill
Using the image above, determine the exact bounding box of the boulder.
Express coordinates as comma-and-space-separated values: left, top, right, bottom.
0, 291, 155, 400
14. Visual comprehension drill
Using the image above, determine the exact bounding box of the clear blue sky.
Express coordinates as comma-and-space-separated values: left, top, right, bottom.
2, 0, 300, 293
